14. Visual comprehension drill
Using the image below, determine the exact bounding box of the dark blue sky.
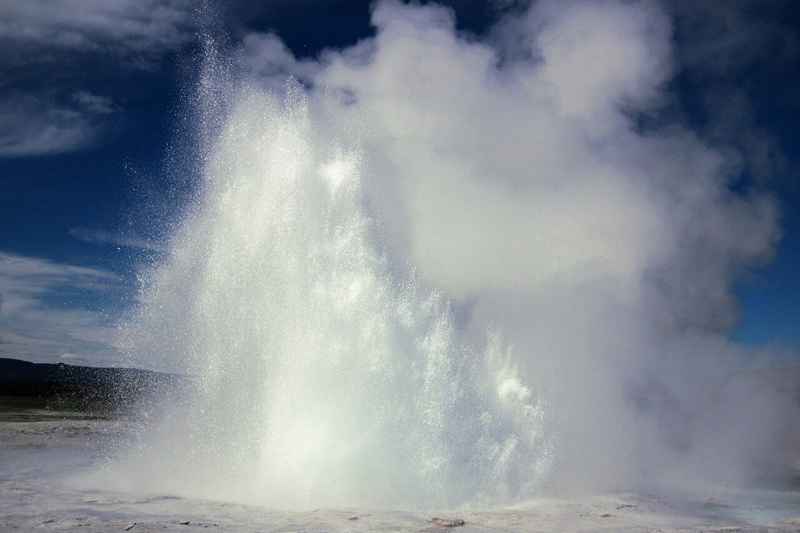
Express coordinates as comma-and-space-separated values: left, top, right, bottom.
1, 0, 798, 365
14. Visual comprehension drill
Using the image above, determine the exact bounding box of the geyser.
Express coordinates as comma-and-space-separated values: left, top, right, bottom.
113, 83, 551, 509
107, 0, 798, 512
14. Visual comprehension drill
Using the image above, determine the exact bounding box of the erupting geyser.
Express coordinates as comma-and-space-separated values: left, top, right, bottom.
112, 83, 550, 509
102, 0, 797, 512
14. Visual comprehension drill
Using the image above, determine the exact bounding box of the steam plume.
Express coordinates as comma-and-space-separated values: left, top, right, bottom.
109, 0, 797, 508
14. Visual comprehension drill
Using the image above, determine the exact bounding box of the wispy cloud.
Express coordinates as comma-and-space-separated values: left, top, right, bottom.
72, 91, 115, 114
0, 0, 196, 158
0, 0, 195, 58
0, 251, 125, 366
0, 91, 115, 157
69, 227, 166, 253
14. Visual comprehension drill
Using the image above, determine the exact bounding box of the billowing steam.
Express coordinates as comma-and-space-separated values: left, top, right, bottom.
107, 0, 797, 510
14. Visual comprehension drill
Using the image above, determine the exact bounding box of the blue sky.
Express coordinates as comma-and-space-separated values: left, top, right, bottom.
0, 0, 798, 366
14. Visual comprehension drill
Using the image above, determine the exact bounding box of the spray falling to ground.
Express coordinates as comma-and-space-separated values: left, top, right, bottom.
108, 0, 799, 511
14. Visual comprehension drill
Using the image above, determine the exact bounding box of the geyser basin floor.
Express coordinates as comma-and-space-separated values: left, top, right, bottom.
1, 403, 799, 532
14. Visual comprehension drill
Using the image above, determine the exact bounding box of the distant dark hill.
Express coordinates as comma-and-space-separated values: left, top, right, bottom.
0, 358, 184, 413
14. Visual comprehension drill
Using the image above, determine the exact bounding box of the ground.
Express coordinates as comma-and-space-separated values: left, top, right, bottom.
1, 399, 799, 533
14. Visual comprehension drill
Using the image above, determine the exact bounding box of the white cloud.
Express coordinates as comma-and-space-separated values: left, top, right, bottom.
72, 91, 115, 114
0, 0, 194, 56
69, 227, 165, 253
0, 0, 195, 157
0, 91, 117, 157
0, 251, 124, 366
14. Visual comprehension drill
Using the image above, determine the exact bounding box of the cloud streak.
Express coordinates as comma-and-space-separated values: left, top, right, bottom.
0, 0, 196, 157
0, 0, 194, 57
0, 91, 115, 157
69, 227, 165, 253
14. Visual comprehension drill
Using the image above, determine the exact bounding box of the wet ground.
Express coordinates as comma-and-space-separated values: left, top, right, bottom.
1, 399, 799, 532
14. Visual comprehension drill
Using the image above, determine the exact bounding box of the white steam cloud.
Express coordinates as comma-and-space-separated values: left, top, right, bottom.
113, 0, 798, 507
232, 0, 788, 485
